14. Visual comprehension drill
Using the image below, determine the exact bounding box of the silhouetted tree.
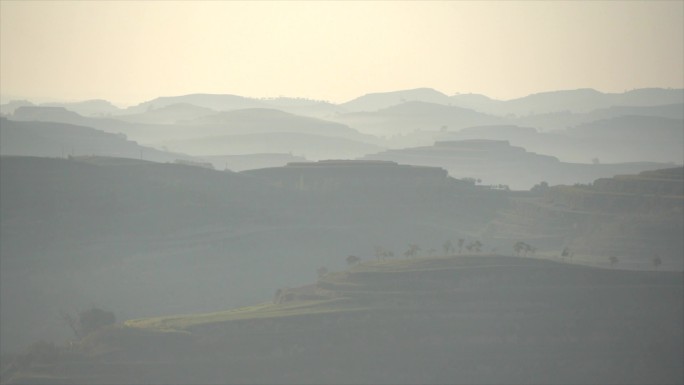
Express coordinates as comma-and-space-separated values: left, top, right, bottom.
652, 254, 662, 268
561, 247, 573, 262
61, 312, 79, 339
443, 240, 454, 256
62, 308, 115, 339
346, 255, 360, 266
473, 240, 483, 253
462, 177, 477, 186
514, 241, 536, 256
531, 181, 549, 194
374, 245, 384, 261
609, 255, 619, 266
457, 238, 465, 254
514, 241, 526, 256
405, 244, 420, 258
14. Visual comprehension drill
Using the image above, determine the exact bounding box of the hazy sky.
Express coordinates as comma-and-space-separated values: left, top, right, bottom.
1, 1, 682, 106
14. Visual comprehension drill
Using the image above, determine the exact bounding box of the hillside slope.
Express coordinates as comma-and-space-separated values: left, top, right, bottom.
486, 167, 684, 269
0, 157, 506, 355
5, 255, 681, 384
362, 139, 673, 190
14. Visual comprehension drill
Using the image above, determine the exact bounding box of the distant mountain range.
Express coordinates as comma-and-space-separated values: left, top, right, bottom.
2, 86, 682, 169
0, 118, 196, 163
338, 87, 684, 115
4, 87, 682, 117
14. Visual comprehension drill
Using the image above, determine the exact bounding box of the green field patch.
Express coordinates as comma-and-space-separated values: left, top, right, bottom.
125, 298, 366, 331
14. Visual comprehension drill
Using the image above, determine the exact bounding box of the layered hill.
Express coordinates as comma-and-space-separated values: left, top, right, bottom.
122, 93, 268, 114
0, 118, 200, 163
9, 106, 382, 159
485, 167, 684, 269
340, 87, 452, 112
4, 255, 681, 384
6, 88, 682, 165
202, 153, 308, 172
0, 157, 506, 355
362, 139, 671, 190
450, 88, 684, 116
332, 101, 503, 136
159, 132, 384, 160
446, 116, 684, 164
339, 87, 684, 116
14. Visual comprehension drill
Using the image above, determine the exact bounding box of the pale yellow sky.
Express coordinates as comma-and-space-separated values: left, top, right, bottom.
1, 1, 682, 106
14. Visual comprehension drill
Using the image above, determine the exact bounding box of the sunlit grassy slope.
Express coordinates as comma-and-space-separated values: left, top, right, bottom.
124, 255, 541, 329
124, 298, 365, 331
5, 253, 682, 385
124, 253, 678, 333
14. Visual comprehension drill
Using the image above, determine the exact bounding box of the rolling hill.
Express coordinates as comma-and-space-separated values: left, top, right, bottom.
0, 118, 197, 163
0, 156, 506, 355
122, 93, 269, 114
4, 254, 681, 384
340, 87, 452, 112
362, 139, 673, 190
450, 88, 684, 116
159, 132, 384, 160
332, 101, 503, 136
485, 167, 684, 270
114, 103, 217, 124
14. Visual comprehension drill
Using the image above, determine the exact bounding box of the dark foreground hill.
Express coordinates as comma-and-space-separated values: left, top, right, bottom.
3, 255, 682, 384
0, 156, 507, 355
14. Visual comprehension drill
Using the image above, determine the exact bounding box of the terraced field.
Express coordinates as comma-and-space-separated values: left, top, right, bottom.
3, 254, 682, 384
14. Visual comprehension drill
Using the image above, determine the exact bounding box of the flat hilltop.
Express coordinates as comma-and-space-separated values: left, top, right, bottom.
4, 254, 682, 384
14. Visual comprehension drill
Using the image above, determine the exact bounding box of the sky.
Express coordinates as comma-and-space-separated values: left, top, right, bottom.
1, 1, 683, 106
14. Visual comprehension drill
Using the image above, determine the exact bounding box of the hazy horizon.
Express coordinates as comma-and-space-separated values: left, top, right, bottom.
2, 1, 683, 106
1, 2, 683, 384
4, 86, 684, 109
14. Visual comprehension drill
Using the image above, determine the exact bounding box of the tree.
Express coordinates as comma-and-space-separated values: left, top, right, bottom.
346, 255, 360, 266
457, 238, 465, 254
514, 241, 526, 256
652, 254, 662, 268
514, 241, 535, 257
79, 308, 115, 336
374, 245, 384, 261
62, 308, 115, 339
461, 177, 477, 186
317, 266, 329, 279
473, 240, 482, 253
405, 244, 420, 258
609, 255, 619, 266
561, 247, 573, 261
531, 181, 549, 194
443, 240, 454, 256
